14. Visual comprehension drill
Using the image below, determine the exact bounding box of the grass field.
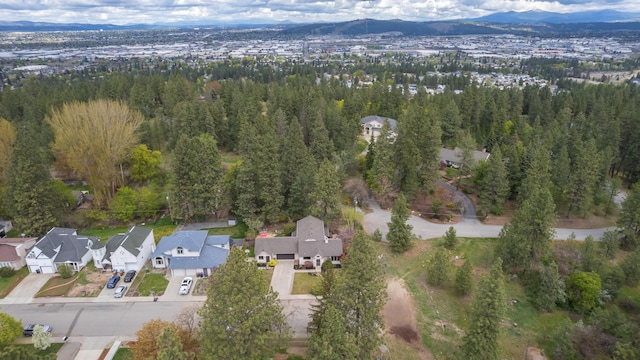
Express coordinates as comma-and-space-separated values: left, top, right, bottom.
136, 273, 169, 296
112, 347, 133, 360
11, 343, 64, 357
291, 273, 322, 295
206, 221, 248, 239
378, 238, 577, 359
0, 266, 28, 299
81, 216, 178, 242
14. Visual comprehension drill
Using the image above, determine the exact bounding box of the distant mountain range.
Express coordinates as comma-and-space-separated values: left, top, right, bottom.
1, 10, 640, 33
473, 10, 640, 23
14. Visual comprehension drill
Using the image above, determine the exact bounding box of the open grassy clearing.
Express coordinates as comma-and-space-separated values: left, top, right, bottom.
11, 343, 64, 357
81, 216, 178, 243
0, 266, 28, 298
206, 221, 248, 239
377, 238, 577, 359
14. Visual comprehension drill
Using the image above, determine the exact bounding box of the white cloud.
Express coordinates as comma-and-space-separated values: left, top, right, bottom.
0, 0, 637, 24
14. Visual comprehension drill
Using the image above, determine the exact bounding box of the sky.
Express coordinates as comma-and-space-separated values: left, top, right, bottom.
0, 0, 637, 25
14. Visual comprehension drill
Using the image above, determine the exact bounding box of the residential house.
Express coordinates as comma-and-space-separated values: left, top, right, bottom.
91, 226, 155, 272
255, 216, 342, 270
0, 237, 38, 270
25, 228, 97, 274
0, 220, 12, 238
361, 115, 398, 139
439, 147, 491, 168
151, 231, 231, 276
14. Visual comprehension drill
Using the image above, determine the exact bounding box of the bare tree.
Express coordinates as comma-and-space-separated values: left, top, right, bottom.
47, 99, 143, 202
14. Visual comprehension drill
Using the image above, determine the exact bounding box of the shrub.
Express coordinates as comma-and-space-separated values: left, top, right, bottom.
0, 267, 16, 278
58, 264, 73, 279
372, 229, 383, 242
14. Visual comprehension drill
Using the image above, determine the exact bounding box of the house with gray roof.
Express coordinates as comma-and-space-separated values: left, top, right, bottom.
361, 115, 398, 139
255, 216, 342, 270
91, 226, 155, 272
25, 228, 97, 274
439, 147, 490, 168
151, 231, 231, 276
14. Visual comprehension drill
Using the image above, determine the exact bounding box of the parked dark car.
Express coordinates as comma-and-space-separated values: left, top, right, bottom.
106, 275, 120, 289
123, 270, 136, 283
23, 324, 52, 337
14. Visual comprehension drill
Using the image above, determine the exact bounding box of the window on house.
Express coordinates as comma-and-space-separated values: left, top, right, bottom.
303, 257, 311, 260
177, 247, 184, 255
258, 256, 264, 260
155, 258, 163, 265
330, 256, 340, 261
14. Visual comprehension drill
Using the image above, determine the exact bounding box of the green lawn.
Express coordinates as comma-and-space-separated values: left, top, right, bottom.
112, 347, 133, 360
10, 342, 64, 356
0, 267, 28, 299
81, 217, 179, 242
35, 275, 78, 297
136, 273, 169, 296
206, 221, 248, 239
291, 273, 322, 295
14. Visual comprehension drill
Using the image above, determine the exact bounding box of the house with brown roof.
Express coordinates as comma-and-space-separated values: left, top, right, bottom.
254, 216, 342, 270
0, 237, 38, 270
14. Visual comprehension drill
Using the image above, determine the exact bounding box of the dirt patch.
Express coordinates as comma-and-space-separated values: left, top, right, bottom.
527, 347, 548, 360
68, 271, 112, 297
383, 278, 433, 359
411, 186, 462, 225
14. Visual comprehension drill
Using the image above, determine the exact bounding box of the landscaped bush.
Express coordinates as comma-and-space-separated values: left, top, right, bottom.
57, 264, 73, 279
0, 267, 16, 278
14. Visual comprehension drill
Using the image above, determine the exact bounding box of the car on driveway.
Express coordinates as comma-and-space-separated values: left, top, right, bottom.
179, 277, 193, 295
123, 270, 136, 283
114, 285, 127, 298
106, 275, 120, 289
23, 324, 52, 337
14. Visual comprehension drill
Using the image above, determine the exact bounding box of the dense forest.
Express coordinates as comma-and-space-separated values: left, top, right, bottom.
1, 56, 640, 358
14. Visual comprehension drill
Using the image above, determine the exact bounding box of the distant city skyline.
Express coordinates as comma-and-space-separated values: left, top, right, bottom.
0, 0, 638, 26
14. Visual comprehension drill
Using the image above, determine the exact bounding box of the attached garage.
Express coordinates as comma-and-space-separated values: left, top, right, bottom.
276, 254, 295, 260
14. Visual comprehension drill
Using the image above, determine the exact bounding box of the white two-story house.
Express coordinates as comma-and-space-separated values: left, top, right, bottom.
91, 226, 155, 272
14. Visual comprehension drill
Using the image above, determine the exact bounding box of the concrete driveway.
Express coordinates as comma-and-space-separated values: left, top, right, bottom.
1, 273, 52, 305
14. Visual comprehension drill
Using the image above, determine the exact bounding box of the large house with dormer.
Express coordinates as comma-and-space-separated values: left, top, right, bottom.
91, 226, 155, 272
25, 228, 97, 274
151, 231, 231, 276
254, 216, 342, 270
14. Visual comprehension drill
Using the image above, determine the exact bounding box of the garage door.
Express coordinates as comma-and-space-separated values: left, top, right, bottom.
276, 254, 295, 260
172, 268, 186, 276
40, 266, 54, 274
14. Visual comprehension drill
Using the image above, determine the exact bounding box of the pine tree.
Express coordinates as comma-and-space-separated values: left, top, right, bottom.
617, 182, 640, 250
387, 193, 414, 253
308, 159, 342, 225
443, 226, 458, 250
455, 260, 473, 296
4, 127, 58, 237
426, 247, 451, 287
198, 248, 289, 360
157, 327, 189, 360
479, 146, 510, 215
461, 258, 506, 360
307, 303, 358, 360
171, 134, 225, 223
329, 231, 386, 359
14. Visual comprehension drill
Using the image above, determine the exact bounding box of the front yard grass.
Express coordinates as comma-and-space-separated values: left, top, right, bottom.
291, 273, 322, 295
11, 343, 64, 357
35, 275, 78, 297
136, 273, 169, 296
112, 347, 133, 360
0, 266, 28, 299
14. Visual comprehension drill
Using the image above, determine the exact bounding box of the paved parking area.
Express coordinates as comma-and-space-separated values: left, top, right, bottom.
270, 260, 294, 296
0, 273, 52, 305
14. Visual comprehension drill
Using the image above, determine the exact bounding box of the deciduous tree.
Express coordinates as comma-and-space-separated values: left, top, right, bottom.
32, 325, 52, 351
133, 319, 182, 360
461, 258, 506, 360
198, 248, 289, 360
0, 312, 22, 349
157, 327, 189, 360
387, 193, 413, 253
567, 271, 601, 313
47, 99, 143, 200
130, 144, 161, 183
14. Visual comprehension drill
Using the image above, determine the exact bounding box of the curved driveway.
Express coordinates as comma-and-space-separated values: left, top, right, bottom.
362, 195, 614, 241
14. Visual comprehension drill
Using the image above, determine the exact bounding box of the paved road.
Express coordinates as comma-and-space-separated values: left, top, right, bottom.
362, 196, 614, 241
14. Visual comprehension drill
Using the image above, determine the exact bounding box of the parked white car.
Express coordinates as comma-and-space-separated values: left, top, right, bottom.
179, 277, 193, 295
114, 285, 127, 298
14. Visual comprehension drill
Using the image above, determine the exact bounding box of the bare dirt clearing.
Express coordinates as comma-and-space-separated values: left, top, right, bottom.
383, 278, 433, 360
68, 271, 111, 297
